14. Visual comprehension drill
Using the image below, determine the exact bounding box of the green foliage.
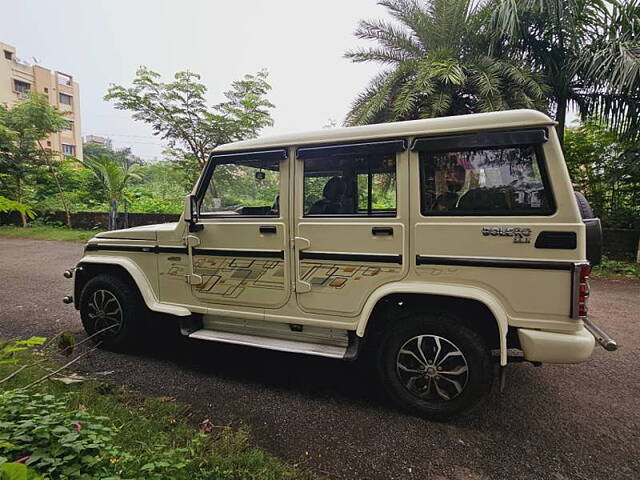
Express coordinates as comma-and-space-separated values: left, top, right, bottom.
0, 94, 71, 225
126, 160, 189, 214
81, 154, 142, 229
491, 0, 640, 143
0, 463, 43, 480
0, 392, 116, 479
344, 0, 549, 125
105, 68, 275, 168
592, 257, 640, 279
0, 338, 45, 366
564, 120, 640, 228
0, 346, 315, 480
81, 155, 141, 205
0, 197, 35, 220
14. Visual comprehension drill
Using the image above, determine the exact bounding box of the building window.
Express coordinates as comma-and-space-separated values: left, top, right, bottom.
4, 50, 13, 60
57, 73, 72, 86
59, 93, 72, 106
63, 121, 73, 132
47, 141, 51, 147
44, 87, 49, 93
13, 80, 31, 95
62, 144, 76, 156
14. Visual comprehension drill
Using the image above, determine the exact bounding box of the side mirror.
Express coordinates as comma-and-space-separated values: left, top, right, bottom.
184, 194, 203, 232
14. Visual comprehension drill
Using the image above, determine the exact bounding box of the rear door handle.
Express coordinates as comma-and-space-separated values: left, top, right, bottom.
372, 227, 393, 236
259, 226, 277, 234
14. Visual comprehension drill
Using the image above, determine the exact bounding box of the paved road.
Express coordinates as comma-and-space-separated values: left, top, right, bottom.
1, 238, 638, 480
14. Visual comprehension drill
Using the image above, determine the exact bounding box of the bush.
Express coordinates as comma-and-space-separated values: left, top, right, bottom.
0, 392, 116, 479
592, 258, 640, 278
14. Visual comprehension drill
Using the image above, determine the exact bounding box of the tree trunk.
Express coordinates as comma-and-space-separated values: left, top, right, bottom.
48, 165, 72, 228
109, 200, 118, 230
38, 143, 72, 228
555, 94, 567, 149
16, 179, 27, 227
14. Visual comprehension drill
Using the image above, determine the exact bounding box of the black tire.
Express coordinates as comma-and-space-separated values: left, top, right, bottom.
574, 191, 603, 265
377, 313, 494, 420
80, 274, 145, 351
574, 191, 594, 219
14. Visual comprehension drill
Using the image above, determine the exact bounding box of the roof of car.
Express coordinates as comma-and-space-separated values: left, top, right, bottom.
213, 109, 555, 154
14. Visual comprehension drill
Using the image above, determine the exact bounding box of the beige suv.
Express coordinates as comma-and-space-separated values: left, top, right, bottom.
64, 109, 616, 418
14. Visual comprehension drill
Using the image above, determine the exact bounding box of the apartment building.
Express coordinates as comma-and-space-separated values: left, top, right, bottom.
0, 41, 83, 160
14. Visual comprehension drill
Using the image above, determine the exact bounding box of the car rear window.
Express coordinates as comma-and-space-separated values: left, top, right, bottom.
419, 145, 555, 216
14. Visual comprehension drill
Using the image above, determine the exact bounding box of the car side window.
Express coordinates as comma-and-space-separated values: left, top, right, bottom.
200, 157, 280, 217
302, 152, 397, 216
419, 145, 553, 215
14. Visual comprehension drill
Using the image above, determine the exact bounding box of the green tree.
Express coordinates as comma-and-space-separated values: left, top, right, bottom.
344, 0, 548, 125
0, 93, 72, 226
565, 120, 640, 228
0, 195, 35, 219
81, 154, 141, 230
104, 68, 275, 177
492, 0, 640, 145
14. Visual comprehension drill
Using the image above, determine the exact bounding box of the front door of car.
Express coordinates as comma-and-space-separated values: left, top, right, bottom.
178, 149, 291, 310
292, 140, 409, 318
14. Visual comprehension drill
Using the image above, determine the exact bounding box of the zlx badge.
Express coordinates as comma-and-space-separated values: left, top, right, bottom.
482, 226, 532, 244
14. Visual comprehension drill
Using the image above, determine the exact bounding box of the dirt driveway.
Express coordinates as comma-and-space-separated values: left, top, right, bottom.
0, 238, 638, 479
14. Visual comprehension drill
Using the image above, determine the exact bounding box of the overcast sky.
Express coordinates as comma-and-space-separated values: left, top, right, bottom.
4, 0, 392, 160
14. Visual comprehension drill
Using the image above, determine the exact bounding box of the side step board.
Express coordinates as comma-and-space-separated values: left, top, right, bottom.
188, 329, 349, 359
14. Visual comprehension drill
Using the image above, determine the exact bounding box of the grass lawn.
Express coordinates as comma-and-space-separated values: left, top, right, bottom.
0, 225, 100, 242
0, 339, 316, 479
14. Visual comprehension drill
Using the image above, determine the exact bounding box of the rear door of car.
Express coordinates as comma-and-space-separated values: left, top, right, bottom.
292, 139, 410, 318
409, 128, 583, 321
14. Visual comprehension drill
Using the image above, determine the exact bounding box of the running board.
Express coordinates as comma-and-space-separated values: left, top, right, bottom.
188, 329, 348, 359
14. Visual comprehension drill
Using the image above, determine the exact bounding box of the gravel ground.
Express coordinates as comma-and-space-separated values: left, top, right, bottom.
0, 237, 638, 480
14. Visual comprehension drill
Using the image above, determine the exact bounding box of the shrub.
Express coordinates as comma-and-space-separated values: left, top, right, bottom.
0, 391, 116, 479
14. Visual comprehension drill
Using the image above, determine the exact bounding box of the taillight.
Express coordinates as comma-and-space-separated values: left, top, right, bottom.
578, 264, 591, 317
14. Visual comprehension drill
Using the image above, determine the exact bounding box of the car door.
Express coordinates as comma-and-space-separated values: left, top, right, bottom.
292, 139, 409, 318
409, 127, 579, 320
163, 148, 291, 311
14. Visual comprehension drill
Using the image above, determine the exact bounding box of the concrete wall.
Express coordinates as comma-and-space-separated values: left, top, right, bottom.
603, 229, 640, 262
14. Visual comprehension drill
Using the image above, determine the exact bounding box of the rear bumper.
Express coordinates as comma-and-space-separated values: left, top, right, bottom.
518, 326, 595, 364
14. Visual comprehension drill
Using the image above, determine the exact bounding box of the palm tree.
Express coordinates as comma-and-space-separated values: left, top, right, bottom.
344, 0, 548, 126
492, 0, 640, 145
81, 154, 141, 230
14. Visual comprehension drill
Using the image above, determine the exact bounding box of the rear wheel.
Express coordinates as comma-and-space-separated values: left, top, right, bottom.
574, 191, 594, 219
574, 191, 603, 265
377, 313, 494, 419
80, 274, 144, 351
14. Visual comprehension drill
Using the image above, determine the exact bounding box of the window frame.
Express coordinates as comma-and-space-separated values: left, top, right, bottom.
13, 79, 30, 94
416, 130, 556, 217
299, 139, 404, 218
61, 144, 76, 156
196, 148, 287, 219
59, 93, 73, 106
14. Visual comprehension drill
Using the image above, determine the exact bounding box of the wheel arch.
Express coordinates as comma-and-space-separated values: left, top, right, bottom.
357, 283, 509, 366
75, 255, 191, 317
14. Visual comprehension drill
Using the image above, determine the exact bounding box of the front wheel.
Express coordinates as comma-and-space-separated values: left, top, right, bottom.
377, 313, 494, 419
80, 274, 144, 351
